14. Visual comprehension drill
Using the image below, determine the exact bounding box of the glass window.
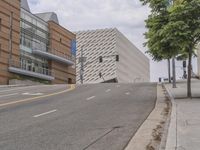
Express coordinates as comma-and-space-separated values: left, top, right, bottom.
21, 12, 25, 19
25, 14, 32, 22
37, 21, 48, 31
36, 30, 46, 38
32, 18, 37, 26
23, 22, 31, 29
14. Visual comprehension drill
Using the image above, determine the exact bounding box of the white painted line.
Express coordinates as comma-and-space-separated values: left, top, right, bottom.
125, 92, 130, 95
86, 96, 96, 101
106, 89, 111, 92
0, 93, 19, 98
0, 85, 75, 108
33, 109, 57, 118
22, 92, 43, 96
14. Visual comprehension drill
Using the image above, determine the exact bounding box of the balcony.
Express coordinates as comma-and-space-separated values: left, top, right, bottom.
8, 59, 55, 81
32, 43, 75, 66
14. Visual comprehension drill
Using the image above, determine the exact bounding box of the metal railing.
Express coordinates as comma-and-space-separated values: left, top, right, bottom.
9, 59, 54, 77
32, 42, 76, 62
8, 58, 75, 82
50, 48, 76, 62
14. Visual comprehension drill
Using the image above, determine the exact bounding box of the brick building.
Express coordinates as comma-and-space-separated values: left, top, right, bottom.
0, 0, 76, 84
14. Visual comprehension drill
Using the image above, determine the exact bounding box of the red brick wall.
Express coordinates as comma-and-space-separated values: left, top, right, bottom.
0, 0, 20, 84
48, 21, 76, 84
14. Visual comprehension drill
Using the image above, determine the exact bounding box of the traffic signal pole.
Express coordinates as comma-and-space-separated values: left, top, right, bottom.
172, 57, 176, 88
79, 53, 119, 84
80, 46, 84, 84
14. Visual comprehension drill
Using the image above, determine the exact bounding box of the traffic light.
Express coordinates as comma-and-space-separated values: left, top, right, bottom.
183, 60, 186, 68
99, 56, 103, 63
99, 72, 102, 78
116, 55, 119, 62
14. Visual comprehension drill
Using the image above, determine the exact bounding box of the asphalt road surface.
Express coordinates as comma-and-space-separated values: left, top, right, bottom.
0, 83, 157, 150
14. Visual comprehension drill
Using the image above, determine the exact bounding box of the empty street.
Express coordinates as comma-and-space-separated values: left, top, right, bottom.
0, 83, 157, 150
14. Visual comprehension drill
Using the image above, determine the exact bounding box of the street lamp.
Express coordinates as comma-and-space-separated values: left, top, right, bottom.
80, 45, 85, 84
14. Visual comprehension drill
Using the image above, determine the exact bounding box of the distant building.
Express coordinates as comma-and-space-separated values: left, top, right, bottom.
0, 0, 76, 85
76, 28, 150, 84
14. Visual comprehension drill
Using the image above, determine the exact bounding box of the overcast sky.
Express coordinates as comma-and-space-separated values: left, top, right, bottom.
28, 0, 197, 82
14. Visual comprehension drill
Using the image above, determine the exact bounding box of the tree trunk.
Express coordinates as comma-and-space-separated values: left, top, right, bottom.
187, 47, 192, 98
168, 59, 171, 83
172, 57, 176, 88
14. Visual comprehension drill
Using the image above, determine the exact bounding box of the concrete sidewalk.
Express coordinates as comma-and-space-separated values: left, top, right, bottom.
166, 80, 200, 98
165, 80, 200, 150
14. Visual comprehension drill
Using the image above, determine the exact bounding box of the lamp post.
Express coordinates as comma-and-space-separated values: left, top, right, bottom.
80, 46, 84, 84
79, 42, 98, 84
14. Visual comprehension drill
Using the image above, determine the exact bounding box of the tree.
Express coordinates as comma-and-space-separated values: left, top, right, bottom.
141, 0, 181, 85
162, 0, 200, 97
141, 0, 200, 98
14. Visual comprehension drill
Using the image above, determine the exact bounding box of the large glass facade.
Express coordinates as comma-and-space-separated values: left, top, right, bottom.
19, 8, 50, 76
20, 9, 49, 52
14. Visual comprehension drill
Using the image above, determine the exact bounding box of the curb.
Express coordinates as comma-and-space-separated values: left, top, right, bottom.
164, 85, 177, 150
125, 84, 170, 150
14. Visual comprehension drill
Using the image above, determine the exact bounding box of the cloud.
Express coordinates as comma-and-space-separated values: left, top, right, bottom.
30, 0, 189, 82
27, 0, 198, 82
28, 0, 150, 52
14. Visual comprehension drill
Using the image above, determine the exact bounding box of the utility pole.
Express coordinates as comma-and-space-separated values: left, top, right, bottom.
168, 59, 171, 83
79, 53, 119, 84
172, 57, 176, 88
80, 46, 84, 84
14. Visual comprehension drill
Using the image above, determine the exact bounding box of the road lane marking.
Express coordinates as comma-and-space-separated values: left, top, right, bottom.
106, 89, 111, 92
0, 85, 75, 108
33, 109, 57, 118
86, 96, 96, 101
125, 92, 130, 95
0, 93, 19, 98
22, 92, 43, 96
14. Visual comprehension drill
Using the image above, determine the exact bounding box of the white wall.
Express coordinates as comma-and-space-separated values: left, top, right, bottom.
116, 29, 150, 83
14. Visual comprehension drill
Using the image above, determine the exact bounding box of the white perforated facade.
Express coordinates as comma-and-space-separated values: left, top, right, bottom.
76, 28, 150, 84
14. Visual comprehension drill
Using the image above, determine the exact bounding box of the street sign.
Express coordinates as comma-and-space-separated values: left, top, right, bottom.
71, 40, 76, 56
